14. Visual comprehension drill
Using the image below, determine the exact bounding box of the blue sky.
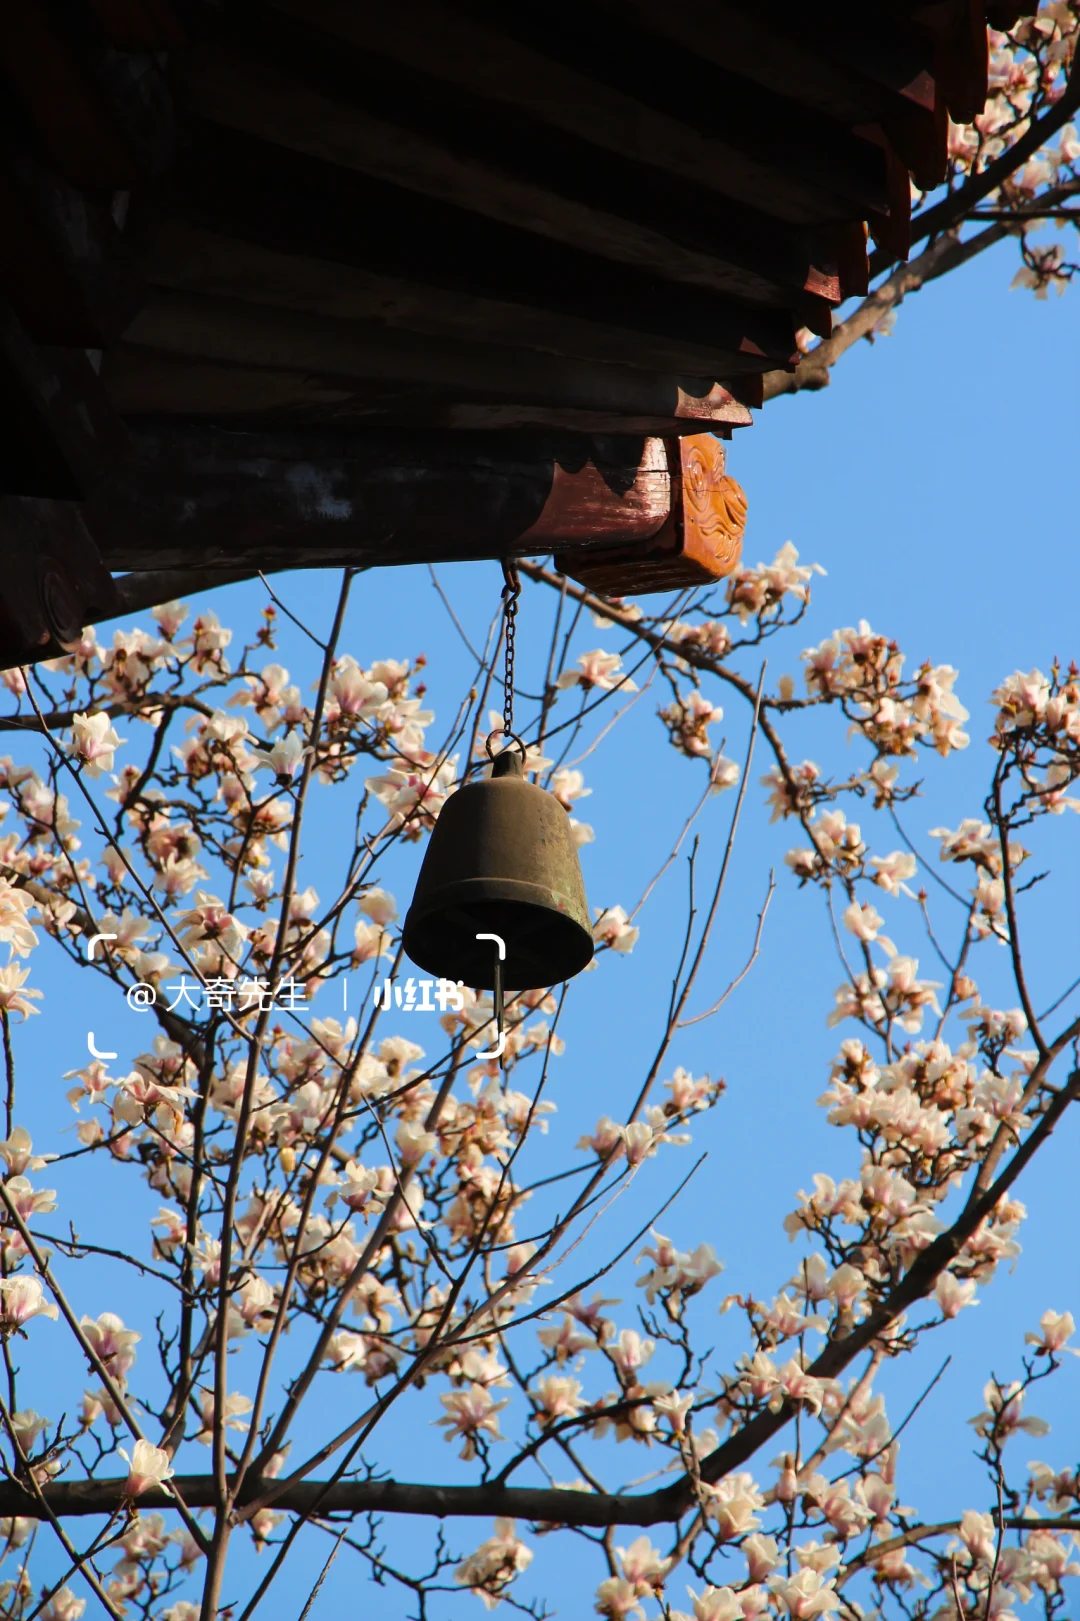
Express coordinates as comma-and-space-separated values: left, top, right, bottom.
7, 234, 1080, 1618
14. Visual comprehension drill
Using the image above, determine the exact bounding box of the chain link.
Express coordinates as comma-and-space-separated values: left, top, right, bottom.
500, 561, 520, 738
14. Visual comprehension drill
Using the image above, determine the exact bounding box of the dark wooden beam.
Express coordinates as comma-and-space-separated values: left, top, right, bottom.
135, 219, 779, 385
465, 0, 893, 217
593, 0, 944, 186
158, 122, 801, 377
81, 423, 706, 570
104, 287, 755, 434
237, 0, 864, 318
0, 298, 131, 498
0, 153, 142, 346
171, 44, 827, 311
111, 563, 274, 616
0, 1, 163, 187
80, 0, 188, 50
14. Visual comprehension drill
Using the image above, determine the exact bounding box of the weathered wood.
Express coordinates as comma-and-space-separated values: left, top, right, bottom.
171, 44, 828, 308
111, 564, 278, 617
594, 0, 937, 135
260, 0, 875, 231
165, 122, 802, 369
81, 424, 695, 570
0, 298, 131, 499
0, 3, 140, 187
104, 287, 754, 434
0, 154, 142, 346
555, 434, 747, 594
82, 0, 187, 51
136, 218, 779, 383
586, 0, 945, 191
0, 499, 119, 667
452, 0, 892, 222
519, 437, 670, 547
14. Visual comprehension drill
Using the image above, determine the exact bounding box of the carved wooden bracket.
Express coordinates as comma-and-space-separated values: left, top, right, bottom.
554, 434, 747, 595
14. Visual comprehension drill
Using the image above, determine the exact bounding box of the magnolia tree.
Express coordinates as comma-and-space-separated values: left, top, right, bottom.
0, 529, 1076, 1621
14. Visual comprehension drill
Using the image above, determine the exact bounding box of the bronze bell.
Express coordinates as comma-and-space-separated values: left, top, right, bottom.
402, 749, 594, 990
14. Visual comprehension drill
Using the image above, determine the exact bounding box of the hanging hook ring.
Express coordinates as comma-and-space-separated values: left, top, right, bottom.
485, 728, 528, 764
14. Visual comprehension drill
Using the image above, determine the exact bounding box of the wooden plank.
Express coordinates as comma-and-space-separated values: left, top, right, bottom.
584, 0, 945, 189
82, 424, 685, 570
0, 154, 142, 346
109, 287, 756, 431
0, 297, 131, 499
104, 344, 752, 443
81, 0, 187, 50
0, 2, 139, 187
259, 0, 882, 229
242, 2, 845, 306
167, 121, 801, 370
138, 217, 774, 382
171, 43, 822, 307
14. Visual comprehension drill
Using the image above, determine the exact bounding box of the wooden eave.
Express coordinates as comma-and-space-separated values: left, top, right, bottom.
0, 0, 1023, 666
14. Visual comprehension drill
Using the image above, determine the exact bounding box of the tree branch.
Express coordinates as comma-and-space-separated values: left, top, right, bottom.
868, 55, 1080, 280
762, 225, 1008, 401
3, 1474, 1077, 1535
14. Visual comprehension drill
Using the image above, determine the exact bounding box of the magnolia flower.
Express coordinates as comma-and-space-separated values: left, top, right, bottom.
652, 1390, 694, 1433
842, 900, 893, 951
703, 1471, 763, 1539
248, 729, 309, 783
593, 905, 639, 953
671, 1586, 745, 1621
353, 918, 392, 966
120, 1438, 174, 1496
38, 1589, 85, 1621
194, 1389, 253, 1444
80, 1311, 141, 1377
955, 1508, 997, 1566
9, 1409, 48, 1459
328, 658, 388, 722
154, 599, 188, 639
71, 711, 124, 777
969, 1379, 1050, 1440
767, 1567, 840, 1618
934, 1272, 978, 1318
0, 1275, 58, 1331
620, 1121, 656, 1167
0, 878, 37, 958
455, 1519, 533, 1610
617, 1534, 670, 1588
594, 1576, 646, 1619
436, 1386, 508, 1459
549, 768, 591, 809
870, 850, 917, 896
710, 755, 740, 794
530, 1374, 584, 1427
357, 888, 397, 927
0, 965, 42, 1020
395, 1119, 437, 1166
0, 1127, 56, 1176
1025, 1309, 1078, 1355
556, 649, 637, 692
610, 1329, 655, 1381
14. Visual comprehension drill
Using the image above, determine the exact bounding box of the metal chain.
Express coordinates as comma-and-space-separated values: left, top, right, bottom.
500, 561, 520, 738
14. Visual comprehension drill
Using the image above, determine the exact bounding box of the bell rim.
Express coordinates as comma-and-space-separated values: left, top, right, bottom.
402, 876, 595, 989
